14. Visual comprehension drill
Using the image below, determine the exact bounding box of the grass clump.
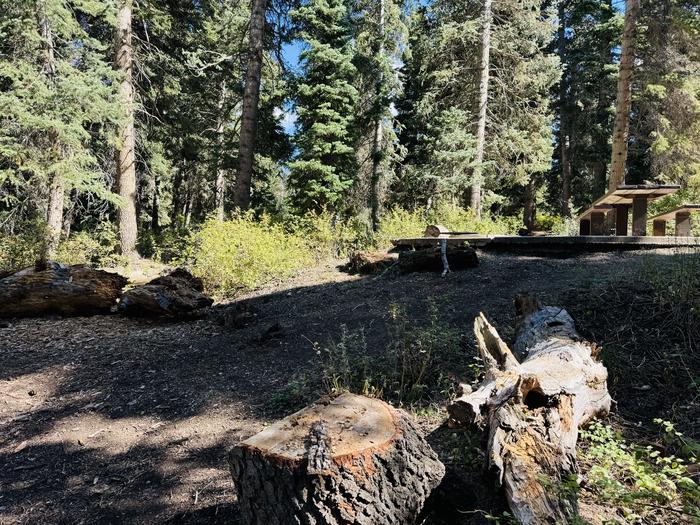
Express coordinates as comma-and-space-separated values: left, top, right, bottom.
189, 214, 315, 296
580, 421, 700, 524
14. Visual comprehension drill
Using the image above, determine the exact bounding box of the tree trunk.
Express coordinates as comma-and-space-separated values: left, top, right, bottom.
523, 179, 536, 231
151, 175, 160, 232
215, 80, 228, 220
608, 0, 641, 191
448, 295, 612, 525
469, 0, 492, 219
234, 0, 267, 211
370, 0, 385, 232
229, 393, 445, 525
39, 9, 62, 261
558, 2, 572, 217
0, 263, 127, 318
115, 0, 138, 257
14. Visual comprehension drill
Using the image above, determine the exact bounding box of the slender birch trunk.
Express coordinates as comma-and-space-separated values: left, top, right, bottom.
234, 0, 267, 211
115, 0, 139, 257
558, 1, 572, 217
470, 0, 492, 220
215, 81, 228, 220
608, 0, 641, 191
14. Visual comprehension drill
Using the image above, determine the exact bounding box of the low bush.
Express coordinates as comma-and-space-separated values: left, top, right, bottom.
56, 222, 123, 267
188, 214, 315, 296
0, 220, 46, 273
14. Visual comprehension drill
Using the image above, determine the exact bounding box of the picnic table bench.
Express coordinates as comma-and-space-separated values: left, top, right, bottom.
650, 204, 700, 237
578, 184, 681, 236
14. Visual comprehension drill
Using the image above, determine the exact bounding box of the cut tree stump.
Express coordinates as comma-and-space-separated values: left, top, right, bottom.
399, 246, 478, 273
0, 262, 127, 318
229, 393, 445, 525
347, 251, 396, 274
448, 295, 612, 525
118, 268, 213, 319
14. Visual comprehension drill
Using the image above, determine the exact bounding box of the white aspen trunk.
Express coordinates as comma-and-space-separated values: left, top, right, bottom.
558, 2, 572, 217
470, 0, 492, 220
215, 80, 228, 221
608, 0, 641, 191
234, 0, 267, 211
39, 8, 62, 261
115, 0, 139, 257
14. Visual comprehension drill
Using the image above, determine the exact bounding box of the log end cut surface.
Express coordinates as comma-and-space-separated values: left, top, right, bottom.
242, 394, 396, 461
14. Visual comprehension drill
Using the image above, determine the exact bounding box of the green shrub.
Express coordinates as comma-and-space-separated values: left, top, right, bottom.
285, 211, 374, 257
138, 225, 192, 264
189, 214, 315, 296
56, 222, 123, 267
426, 204, 521, 236
580, 421, 700, 523
0, 220, 47, 273
374, 208, 426, 249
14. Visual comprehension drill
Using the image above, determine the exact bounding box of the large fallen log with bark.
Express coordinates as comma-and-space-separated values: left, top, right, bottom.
448, 295, 612, 524
399, 246, 478, 273
229, 393, 445, 524
0, 262, 127, 318
347, 250, 397, 274
118, 268, 213, 319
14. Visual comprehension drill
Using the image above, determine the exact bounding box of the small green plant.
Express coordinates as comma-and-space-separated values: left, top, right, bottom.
580, 421, 700, 524
56, 222, 123, 267
0, 219, 47, 273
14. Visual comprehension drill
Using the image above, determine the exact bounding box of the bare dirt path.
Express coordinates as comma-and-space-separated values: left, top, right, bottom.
0, 250, 669, 524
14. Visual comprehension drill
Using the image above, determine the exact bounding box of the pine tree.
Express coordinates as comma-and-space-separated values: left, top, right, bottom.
288, 0, 359, 213
0, 0, 121, 256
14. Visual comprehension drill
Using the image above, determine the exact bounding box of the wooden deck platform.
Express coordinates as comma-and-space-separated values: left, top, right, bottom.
392, 235, 700, 253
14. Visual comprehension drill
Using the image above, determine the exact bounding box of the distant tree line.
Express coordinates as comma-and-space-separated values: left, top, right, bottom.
1, 0, 699, 257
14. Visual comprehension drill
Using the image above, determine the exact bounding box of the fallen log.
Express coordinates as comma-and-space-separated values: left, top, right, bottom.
229, 393, 445, 525
347, 250, 396, 274
448, 295, 612, 524
399, 246, 478, 273
118, 268, 213, 319
0, 262, 127, 318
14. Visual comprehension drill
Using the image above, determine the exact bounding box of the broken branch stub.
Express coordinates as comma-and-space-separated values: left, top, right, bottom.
448, 295, 612, 525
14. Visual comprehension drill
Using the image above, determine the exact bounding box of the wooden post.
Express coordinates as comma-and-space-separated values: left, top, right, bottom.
590, 212, 605, 235
675, 211, 691, 236
632, 197, 647, 236
579, 219, 591, 236
653, 219, 667, 237
615, 205, 629, 235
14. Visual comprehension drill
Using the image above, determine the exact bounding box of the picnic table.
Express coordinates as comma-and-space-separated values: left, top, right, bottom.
578, 184, 681, 236
650, 204, 700, 237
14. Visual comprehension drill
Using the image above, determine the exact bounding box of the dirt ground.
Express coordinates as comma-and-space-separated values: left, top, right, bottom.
0, 249, 685, 524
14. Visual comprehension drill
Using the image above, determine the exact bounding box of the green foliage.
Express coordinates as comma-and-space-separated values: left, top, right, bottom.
316, 302, 464, 404
188, 215, 315, 296
288, 0, 359, 213
0, 220, 47, 273
56, 223, 122, 267
580, 421, 700, 523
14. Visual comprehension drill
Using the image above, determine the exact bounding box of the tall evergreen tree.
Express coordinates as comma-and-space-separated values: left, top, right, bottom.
0, 0, 121, 256
288, 0, 359, 213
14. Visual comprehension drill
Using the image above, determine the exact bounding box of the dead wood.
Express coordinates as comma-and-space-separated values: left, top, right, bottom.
0, 262, 127, 318
118, 268, 213, 319
448, 295, 612, 524
347, 251, 396, 274
229, 393, 445, 524
399, 246, 478, 273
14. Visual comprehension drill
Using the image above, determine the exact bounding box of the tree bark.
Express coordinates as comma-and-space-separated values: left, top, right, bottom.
448, 295, 612, 525
229, 393, 445, 525
234, 0, 267, 211
469, 0, 492, 219
558, 2, 572, 217
523, 179, 536, 231
215, 80, 228, 220
608, 0, 641, 191
151, 175, 160, 232
0, 263, 127, 318
38, 8, 62, 261
115, 0, 139, 257
370, 0, 385, 232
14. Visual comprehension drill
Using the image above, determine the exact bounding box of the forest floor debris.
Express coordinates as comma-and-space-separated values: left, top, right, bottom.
1, 250, 698, 524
